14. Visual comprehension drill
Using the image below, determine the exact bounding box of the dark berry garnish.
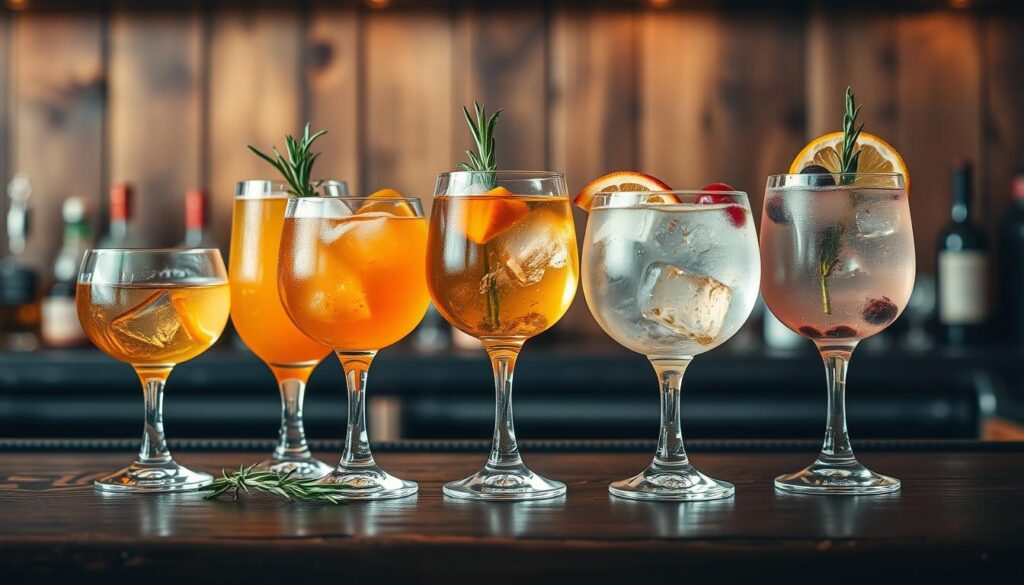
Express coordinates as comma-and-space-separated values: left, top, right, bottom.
766, 195, 791, 225
799, 326, 824, 339
825, 325, 858, 338
862, 296, 898, 325
697, 183, 746, 227
800, 164, 836, 187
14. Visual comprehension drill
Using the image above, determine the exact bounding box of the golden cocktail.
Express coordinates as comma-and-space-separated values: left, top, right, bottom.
427, 171, 578, 501
229, 180, 339, 479
278, 195, 429, 499
76, 248, 230, 492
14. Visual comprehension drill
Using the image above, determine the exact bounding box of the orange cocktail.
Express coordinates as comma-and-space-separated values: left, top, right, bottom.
277, 195, 428, 500
228, 180, 338, 479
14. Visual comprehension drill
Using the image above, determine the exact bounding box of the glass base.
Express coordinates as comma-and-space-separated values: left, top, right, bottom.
609, 460, 735, 501
257, 455, 334, 480
318, 463, 417, 501
443, 462, 566, 501
774, 457, 901, 495
94, 459, 213, 493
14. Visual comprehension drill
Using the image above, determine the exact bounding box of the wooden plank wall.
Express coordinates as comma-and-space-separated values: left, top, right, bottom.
0, 2, 1021, 336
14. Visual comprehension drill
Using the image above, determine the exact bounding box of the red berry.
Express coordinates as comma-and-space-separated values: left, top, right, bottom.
863, 297, 898, 325
825, 325, 858, 338
697, 183, 745, 227
798, 326, 824, 339
766, 195, 791, 225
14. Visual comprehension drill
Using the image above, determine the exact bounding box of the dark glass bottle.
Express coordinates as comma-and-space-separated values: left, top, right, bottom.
936, 158, 990, 346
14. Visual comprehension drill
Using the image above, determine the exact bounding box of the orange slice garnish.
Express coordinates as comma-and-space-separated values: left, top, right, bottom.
573, 171, 676, 211
790, 131, 910, 192
458, 186, 529, 245
358, 188, 417, 217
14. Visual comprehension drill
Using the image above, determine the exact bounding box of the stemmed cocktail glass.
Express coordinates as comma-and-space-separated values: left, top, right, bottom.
582, 190, 760, 500
427, 171, 579, 501
277, 195, 429, 499
761, 173, 914, 494
229, 180, 346, 479
76, 249, 230, 492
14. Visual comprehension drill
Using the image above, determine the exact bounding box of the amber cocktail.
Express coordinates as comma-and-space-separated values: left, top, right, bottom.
278, 195, 429, 500
77, 248, 230, 492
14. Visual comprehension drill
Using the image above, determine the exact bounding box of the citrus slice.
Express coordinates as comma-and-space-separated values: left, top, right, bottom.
789, 131, 910, 192
358, 188, 417, 217
573, 171, 676, 211
458, 186, 529, 245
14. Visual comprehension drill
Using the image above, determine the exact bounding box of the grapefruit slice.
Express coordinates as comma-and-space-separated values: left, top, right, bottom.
573, 171, 676, 211
358, 188, 417, 217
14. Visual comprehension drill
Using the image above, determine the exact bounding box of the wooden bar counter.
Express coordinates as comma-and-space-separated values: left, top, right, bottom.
0, 440, 1022, 583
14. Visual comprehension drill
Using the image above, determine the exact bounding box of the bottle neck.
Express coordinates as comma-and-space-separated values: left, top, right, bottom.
951, 168, 972, 224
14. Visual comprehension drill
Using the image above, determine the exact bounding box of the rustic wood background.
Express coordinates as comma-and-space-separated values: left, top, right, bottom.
0, 1, 1021, 335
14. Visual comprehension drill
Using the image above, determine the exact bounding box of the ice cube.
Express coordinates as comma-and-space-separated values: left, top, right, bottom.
306, 272, 371, 323
110, 290, 184, 353
855, 207, 897, 239
639, 263, 732, 345
830, 248, 869, 279
482, 222, 569, 291
320, 212, 391, 245
654, 219, 712, 255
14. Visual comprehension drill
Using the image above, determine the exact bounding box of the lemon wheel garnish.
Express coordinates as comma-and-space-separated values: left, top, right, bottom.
790, 131, 910, 192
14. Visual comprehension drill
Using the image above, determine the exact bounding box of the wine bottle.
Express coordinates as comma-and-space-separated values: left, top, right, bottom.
936, 158, 990, 345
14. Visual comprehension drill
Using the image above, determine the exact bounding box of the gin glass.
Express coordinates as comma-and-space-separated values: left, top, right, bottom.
427, 171, 579, 501
278, 196, 429, 499
582, 190, 760, 500
761, 173, 914, 494
76, 249, 230, 492
229, 180, 347, 479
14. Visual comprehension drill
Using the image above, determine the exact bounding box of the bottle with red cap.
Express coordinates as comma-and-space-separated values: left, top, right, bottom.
178, 187, 219, 249
97, 182, 150, 249
999, 170, 1024, 343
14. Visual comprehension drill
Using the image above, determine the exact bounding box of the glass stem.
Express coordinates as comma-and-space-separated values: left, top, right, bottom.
336, 351, 377, 468
269, 365, 315, 460
817, 346, 856, 465
483, 340, 525, 469
135, 366, 173, 465
649, 357, 692, 466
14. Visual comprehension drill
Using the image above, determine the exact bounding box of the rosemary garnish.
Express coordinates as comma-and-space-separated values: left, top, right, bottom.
817, 87, 862, 314
459, 101, 503, 328
247, 123, 326, 198
200, 464, 352, 504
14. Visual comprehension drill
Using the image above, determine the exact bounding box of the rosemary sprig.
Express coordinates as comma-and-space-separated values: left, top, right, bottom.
247, 123, 326, 198
818, 87, 862, 314
200, 464, 352, 504
458, 101, 503, 328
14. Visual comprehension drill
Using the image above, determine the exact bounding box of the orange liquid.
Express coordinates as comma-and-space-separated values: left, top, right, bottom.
76, 282, 229, 366
229, 197, 330, 367
427, 196, 578, 339
278, 214, 430, 351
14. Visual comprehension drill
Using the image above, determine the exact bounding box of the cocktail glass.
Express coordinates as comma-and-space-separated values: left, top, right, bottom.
582, 190, 760, 500
760, 172, 914, 494
76, 248, 230, 492
278, 196, 429, 500
229, 180, 345, 479
427, 171, 579, 501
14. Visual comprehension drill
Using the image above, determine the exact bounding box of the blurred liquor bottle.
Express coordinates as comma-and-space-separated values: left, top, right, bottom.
97, 182, 150, 249
177, 188, 219, 249
0, 174, 40, 351
41, 197, 91, 347
936, 158, 990, 346
999, 171, 1024, 344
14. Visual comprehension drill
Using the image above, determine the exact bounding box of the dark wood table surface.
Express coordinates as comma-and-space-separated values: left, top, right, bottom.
1, 444, 1023, 583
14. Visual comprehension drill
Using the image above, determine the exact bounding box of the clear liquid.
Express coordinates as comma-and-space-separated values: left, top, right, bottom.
582, 203, 760, 357
759, 186, 915, 341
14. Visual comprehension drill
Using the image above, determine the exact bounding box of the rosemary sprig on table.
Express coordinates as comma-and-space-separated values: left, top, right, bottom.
247, 123, 326, 198
200, 464, 352, 504
818, 87, 862, 315
458, 101, 503, 328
